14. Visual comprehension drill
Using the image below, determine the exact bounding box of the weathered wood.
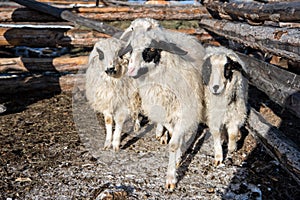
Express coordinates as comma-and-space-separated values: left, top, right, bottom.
238, 52, 300, 118
203, 0, 300, 22
0, 26, 209, 47
0, 56, 88, 73
0, 5, 209, 22
11, 0, 122, 36
247, 108, 300, 185
0, 27, 109, 47
199, 18, 300, 62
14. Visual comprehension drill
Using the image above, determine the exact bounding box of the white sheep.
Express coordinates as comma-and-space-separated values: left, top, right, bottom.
119, 18, 206, 190
202, 46, 249, 166
85, 37, 141, 151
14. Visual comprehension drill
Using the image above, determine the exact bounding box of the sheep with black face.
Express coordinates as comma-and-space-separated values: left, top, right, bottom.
85, 37, 141, 151
202, 46, 249, 166
119, 18, 206, 190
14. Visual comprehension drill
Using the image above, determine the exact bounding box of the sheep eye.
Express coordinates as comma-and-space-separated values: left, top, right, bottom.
150, 48, 155, 52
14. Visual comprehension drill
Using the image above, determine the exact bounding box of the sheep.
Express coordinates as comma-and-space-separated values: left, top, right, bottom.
202, 46, 249, 166
85, 37, 141, 151
118, 18, 206, 190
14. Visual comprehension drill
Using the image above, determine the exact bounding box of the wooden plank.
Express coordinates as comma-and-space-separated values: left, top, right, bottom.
199, 18, 300, 62
247, 108, 300, 185
203, 0, 300, 22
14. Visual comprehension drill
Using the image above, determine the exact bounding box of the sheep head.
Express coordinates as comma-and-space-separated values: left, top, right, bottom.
118, 33, 187, 78
202, 46, 247, 95
95, 39, 128, 79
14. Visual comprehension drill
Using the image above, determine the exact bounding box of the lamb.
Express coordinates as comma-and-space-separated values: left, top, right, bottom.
202, 46, 249, 166
85, 37, 141, 151
118, 18, 206, 190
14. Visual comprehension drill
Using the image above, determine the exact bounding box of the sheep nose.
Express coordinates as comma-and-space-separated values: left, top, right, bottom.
213, 85, 219, 93
105, 67, 117, 75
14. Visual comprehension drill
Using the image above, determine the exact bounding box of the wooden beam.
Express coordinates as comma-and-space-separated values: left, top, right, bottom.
11, 0, 122, 36
0, 26, 209, 47
0, 56, 88, 73
0, 27, 109, 47
0, 5, 209, 22
199, 18, 300, 62
247, 108, 300, 185
203, 0, 300, 22
0, 73, 85, 94
238, 53, 300, 118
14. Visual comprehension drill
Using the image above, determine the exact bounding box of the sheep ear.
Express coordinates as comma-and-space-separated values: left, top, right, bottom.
96, 48, 104, 60
226, 56, 249, 79
227, 56, 242, 71
119, 30, 132, 42
149, 39, 187, 55
202, 57, 212, 85
118, 43, 133, 57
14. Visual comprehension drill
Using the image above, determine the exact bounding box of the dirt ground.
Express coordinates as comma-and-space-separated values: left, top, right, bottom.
0, 83, 299, 199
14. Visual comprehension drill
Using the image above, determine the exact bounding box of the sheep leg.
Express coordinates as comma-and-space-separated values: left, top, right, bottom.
155, 124, 169, 144
133, 118, 141, 133
211, 129, 223, 166
155, 123, 164, 139
166, 127, 183, 191
227, 125, 239, 154
175, 135, 185, 168
160, 130, 169, 145
166, 150, 177, 191
103, 113, 113, 150
112, 112, 126, 151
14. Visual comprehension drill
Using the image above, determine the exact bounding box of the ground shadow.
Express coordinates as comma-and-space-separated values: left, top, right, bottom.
0, 25, 73, 115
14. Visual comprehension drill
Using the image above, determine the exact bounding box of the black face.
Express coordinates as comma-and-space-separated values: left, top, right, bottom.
142, 47, 162, 64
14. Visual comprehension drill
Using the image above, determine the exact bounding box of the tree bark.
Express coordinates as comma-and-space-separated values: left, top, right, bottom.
203, 0, 300, 22
11, 0, 122, 36
0, 5, 209, 22
199, 18, 300, 62
247, 108, 300, 185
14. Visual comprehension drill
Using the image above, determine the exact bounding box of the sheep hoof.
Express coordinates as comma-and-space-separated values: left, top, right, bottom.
155, 133, 163, 140
160, 135, 168, 145
165, 183, 176, 191
112, 141, 120, 151
166, 175, 177, 191
113, 146, 120, 152
103, 141, 112, 150
214, 160, 222, 166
